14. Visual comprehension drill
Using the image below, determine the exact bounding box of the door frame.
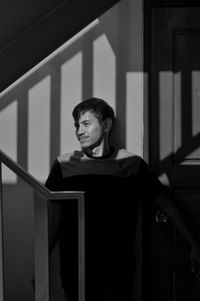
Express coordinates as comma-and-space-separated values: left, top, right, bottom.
143, 1, 200, 300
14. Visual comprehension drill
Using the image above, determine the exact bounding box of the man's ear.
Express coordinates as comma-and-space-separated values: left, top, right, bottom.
103, 118, 113, 133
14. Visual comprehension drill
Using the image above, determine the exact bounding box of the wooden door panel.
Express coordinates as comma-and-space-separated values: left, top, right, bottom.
149, 7, 200, 301
174, 31, 200, 163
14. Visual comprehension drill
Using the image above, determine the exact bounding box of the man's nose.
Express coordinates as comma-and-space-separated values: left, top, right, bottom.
77, 126, 85, 136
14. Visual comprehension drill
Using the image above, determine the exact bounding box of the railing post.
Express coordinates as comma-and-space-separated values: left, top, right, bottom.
34, 191, 49, 301
78, 194, 85, 301
34, 191, 85, 301
0, 163, 4, 301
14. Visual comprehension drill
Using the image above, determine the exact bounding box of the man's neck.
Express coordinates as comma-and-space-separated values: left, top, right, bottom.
84, 140, 111, 158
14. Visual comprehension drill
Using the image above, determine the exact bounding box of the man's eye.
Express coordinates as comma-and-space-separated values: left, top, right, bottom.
84, 122, 90, 126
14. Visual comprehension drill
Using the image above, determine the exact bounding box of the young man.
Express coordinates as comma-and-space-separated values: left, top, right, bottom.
46, 97, 200, 301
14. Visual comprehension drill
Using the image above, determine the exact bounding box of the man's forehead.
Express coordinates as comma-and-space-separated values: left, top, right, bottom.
79, 110, 97, 121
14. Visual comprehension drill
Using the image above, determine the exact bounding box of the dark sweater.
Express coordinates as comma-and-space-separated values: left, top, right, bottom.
45, 149, 165, 300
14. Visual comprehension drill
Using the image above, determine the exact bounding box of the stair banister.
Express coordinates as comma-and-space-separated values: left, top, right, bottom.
0, 149, 85, 301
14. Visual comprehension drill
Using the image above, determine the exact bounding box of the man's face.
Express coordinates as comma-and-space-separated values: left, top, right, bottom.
75, 111, 104, 150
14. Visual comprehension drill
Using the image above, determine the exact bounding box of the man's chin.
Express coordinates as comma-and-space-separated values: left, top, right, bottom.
80, 139, 103, 154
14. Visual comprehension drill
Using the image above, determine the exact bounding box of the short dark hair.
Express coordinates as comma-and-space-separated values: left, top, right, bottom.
72, 97, 115, 124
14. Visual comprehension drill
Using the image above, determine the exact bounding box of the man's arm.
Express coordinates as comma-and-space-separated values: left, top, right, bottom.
136, 157, 200, 274
155, 193, 200, 272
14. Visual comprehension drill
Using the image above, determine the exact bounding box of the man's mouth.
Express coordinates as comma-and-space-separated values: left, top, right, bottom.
79, 137, 88, 142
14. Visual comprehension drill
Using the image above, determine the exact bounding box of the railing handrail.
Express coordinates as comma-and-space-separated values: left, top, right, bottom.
0, 149, 84, 199
0, 149, 85, 301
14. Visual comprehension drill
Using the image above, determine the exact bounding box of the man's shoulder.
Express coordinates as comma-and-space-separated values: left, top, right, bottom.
57, 150, 84, 164
57, 149, 143, 163
114, 149, 144, 176
116, 149, 142, 161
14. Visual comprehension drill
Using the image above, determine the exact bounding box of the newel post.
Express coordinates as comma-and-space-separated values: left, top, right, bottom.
34, 191, 50, 301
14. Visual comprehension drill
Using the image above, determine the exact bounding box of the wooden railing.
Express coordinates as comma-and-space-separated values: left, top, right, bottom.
0, 150, 85, 301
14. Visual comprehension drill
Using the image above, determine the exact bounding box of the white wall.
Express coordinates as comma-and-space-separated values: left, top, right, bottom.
0, 0, 143, 300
